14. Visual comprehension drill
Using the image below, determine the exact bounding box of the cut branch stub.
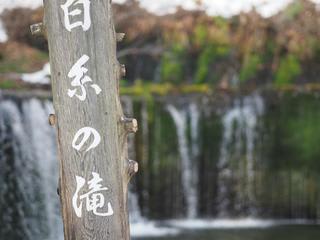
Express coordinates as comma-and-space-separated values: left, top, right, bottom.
48, 114, 56, 126
121, 117, 138, 133
120, 64, 126, 77
30, 22, 45, 36
127, 159, 139, 179
116, 33, 126, 42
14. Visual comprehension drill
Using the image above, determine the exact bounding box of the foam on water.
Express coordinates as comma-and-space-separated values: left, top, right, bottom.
131, 221, 180, 238
130, 218, 319, 237
168, 218, 319, 230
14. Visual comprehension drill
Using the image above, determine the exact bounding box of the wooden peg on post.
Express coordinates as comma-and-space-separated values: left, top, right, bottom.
127, 160, 139, 180
30, 22, 46, 36
43, 0, 137, 239
120, 64, 126, 77
121, 117, 138, 133
116, 33, 126, 42
48, 114, 56, 126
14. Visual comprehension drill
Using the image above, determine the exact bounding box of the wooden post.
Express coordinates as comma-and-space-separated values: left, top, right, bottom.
39, 0, 138, 239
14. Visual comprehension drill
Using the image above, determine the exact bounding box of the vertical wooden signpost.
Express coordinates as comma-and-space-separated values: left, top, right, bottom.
33, 0, 138, 239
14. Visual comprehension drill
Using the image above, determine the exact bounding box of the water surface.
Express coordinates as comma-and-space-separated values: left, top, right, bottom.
135, 225, 320, 240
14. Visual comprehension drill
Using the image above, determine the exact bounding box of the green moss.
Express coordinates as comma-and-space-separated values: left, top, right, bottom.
180, 84, 211, 94
120, 80, 173, 96
120, 81, 211, 96
239, 53, 262, 82
275, 54, 301, 86
120, 79, 147, 96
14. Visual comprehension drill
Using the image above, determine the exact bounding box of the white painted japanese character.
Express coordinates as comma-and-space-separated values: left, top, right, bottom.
72, 172, 114, 218
67, 55, 102, 101
61, 0, 91, 32
72, 127, 101, 152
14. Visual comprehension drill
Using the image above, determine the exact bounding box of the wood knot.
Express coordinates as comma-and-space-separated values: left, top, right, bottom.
121, 117, 138, 133
30, 22, 45, 36
48, 114, 56, 126
116, 33, 125, 42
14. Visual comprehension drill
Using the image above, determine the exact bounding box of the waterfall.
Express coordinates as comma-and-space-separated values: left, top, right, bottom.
128, 190, 144, 223
21, 99, 63, 240
0, 96, 173, 239
216, 93, 264, 217
0, 98, 63, 240
1, 93, 319, 239
189, 103, 200, 159
0, 100, 33, 239
243, 94, 264, 213
167, 104, 199, 219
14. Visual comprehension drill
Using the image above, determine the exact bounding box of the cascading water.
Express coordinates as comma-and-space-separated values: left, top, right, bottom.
21, 99, 63, 240
189, 103, 200, 159
216, 93, 264, 217
128, 190, 144, 223
167, 104, 199, 219
1, 92, 319, 240
0, 95, 173, 239
0, 98, 63, 240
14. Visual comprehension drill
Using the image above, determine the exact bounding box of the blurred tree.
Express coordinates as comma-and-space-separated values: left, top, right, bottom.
1, 8, 47, 51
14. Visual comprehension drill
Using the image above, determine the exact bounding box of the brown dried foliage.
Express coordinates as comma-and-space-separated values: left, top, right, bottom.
1, 7, 47, 51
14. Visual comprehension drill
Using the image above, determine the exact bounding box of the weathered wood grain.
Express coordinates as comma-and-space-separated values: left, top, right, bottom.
43, 0, 136, 239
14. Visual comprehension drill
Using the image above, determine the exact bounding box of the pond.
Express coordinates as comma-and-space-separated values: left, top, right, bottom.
135, 225, 320, 240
